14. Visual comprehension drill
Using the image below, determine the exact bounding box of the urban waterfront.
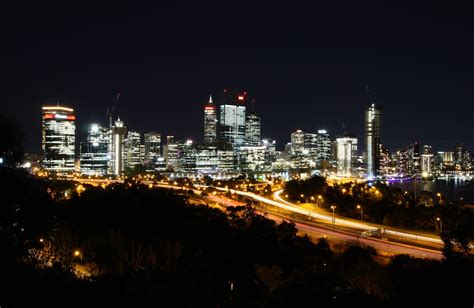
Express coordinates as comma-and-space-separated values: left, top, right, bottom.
2, 1, 474, 306
389, 179, 474, 202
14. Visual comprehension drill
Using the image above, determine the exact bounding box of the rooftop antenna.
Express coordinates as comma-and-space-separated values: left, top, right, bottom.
107, 92, 120, 128
364, 83, 375, 105
251, 98, 255, 112
342, 121, 347, 136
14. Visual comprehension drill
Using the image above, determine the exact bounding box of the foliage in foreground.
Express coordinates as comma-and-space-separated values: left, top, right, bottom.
0, 168, 473, 307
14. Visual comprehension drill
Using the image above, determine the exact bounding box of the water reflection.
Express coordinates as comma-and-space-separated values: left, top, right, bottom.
388, 179, 473, 202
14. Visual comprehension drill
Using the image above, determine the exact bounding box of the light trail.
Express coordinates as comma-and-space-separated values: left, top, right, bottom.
74, 179, 446, 257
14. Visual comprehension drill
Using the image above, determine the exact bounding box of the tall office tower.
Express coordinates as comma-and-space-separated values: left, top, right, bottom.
395, 148, 410, 177
454, 143, 467, 170
316, 129, 331, 164
41, 106, 76, 173
163, 136, 179, 171
177, 140, 196, 172
454, 143, 464, 163
291, 130, 305, 154
204, 95, 217, 143
379, 145, 391, 176
219, 94, 246, 148
441, 151, 454, 167
408, 142, 420, 176
245, 110, 261, 146
262, 139, 277, 163
421, 144, 434, 177
80, 124, 110, 175
304, 132, 318, 161
125, 130, 142, 170
364, 104, 382, 179
336, 137, 358, 177
110, 118, 127, 175
144, 132, 161, 163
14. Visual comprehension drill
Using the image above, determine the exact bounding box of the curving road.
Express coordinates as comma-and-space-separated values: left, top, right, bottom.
75, 179, 444, 259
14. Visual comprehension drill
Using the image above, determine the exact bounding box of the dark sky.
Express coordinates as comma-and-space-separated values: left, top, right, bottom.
2, 1, 474, 153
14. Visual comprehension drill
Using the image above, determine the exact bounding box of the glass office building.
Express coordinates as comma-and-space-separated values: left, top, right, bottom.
41, 106, 76, 173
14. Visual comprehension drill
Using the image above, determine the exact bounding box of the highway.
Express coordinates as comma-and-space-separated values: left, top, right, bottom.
272, 190, 443, 246
75, 178, 444, 259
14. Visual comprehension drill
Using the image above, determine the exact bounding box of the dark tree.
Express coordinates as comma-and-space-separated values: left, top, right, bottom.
0, 113, 24, 167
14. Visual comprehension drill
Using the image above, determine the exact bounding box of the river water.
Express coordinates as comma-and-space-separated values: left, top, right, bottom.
388, 179, 474, 203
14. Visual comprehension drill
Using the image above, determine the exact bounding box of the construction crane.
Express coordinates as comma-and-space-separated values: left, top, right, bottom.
106, 92, 120, 128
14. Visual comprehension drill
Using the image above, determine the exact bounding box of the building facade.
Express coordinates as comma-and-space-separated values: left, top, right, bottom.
219, 101, 246, 148
245, 111, 261, 146
336, 137, 358, 177
80, 124, 110, 175
125, 130, 142, 170
144, 132, 161, 164
110, 118, 127, 175
204, 95, 217, 143
365, 104, 381, 179
41, 106, 76, 173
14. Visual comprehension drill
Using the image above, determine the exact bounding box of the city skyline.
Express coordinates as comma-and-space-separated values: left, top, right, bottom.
37, 93, 470, 155
2, 2, 473, 153
37, 95, 472, 180
2, 2, 474, 306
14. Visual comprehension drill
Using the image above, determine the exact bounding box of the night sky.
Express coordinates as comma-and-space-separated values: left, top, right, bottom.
2, 1, 474, 153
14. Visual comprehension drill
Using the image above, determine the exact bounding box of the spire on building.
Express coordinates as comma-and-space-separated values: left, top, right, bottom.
209, 95, 213, 104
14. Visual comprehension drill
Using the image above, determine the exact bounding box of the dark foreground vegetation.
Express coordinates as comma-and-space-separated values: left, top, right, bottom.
0, 168, 473, 307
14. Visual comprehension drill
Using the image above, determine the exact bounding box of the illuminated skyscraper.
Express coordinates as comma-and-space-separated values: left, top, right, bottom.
290, 130, 305, 154
365, 104, 382, 179
125, 130, 142, 170
41, 106, 76, 173
144, 132, 161, 163
408, 142, 420, 176
316, 129, 331, 164
111, 118, 127, 175
163, 136, 178, 171
80, 124, 110, 175
336, 137, 358, 177
421, 145, 433, 177
204, 95, 217, 143
219, 94, 246, 148
245, 110, 261, 146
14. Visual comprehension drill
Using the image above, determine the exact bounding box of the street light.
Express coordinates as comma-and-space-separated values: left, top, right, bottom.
331, 205, 336, 228
436, 217, 442, 234
356, 205, 363, 221
74, 250, 83, 261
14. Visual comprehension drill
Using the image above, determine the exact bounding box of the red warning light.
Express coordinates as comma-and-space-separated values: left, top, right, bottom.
238, 95, 245, 101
